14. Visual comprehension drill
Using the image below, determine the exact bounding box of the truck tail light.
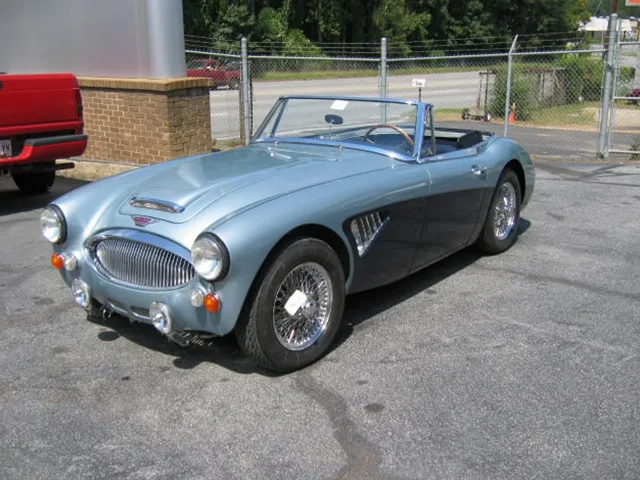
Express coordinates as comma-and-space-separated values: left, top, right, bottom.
75, 89, 83, 120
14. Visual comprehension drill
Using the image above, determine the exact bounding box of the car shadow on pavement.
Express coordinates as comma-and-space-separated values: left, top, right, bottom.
324, 217, 531, 356
0, 175, 87, 217
87, 313, 261, 375
87, 218, 531, 377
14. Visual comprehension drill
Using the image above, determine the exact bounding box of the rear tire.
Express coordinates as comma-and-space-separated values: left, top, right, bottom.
11, 166, 55, 194
235, 237, 346, 373
476, 168, 521, 254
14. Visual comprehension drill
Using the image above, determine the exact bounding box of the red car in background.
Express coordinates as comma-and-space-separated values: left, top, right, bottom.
0, 73, 87, 194
187, 58, 241, 90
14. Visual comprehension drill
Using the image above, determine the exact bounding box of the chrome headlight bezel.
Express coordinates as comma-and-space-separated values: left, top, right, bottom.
190, 233, 229, 281
40, 205, 67, 244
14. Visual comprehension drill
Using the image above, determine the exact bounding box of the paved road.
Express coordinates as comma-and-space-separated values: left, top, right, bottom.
208, 71, 638, 160
2, 159, 640, 479
210, 71, 480, 140
439, 120, 636, 161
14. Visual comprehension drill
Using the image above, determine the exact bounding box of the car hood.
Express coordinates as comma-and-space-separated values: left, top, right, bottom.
108, 142, 390, 226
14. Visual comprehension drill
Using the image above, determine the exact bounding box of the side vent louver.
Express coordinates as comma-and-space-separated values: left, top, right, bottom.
350, 212, 388, 256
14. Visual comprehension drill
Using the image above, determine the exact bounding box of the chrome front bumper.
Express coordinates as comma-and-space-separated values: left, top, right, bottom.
55, 249, 224, 338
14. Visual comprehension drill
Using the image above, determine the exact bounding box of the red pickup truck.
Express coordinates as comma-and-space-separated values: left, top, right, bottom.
0, 73, 88, 194
187, 59, 241, 90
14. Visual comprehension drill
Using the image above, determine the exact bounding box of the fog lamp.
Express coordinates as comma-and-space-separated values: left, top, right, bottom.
71, 278, 91, 309
150, 301, 172, 335
190, 288, 205, 307
64, 254, 78, 271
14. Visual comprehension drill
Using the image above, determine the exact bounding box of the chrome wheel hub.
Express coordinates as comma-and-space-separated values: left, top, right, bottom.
493, 182, 517, 241
273, 262, 333, 351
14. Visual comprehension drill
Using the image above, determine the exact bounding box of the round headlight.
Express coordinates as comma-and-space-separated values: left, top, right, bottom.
191, 234, 229, 281
40, 206, 66, 244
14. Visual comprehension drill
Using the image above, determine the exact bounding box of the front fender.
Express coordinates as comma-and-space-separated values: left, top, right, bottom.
206, 162, 428, 336
206, 188, 356, 336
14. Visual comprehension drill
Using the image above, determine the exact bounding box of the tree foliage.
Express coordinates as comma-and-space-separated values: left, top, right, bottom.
589, 0, 638, 18
183, 0, 596, 55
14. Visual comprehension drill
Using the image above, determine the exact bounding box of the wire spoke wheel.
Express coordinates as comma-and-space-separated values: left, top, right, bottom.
235, 237, 346, 373
493, 181, 517, 241
272, 262, 333, 351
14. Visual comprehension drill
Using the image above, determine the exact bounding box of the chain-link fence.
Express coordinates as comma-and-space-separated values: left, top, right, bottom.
185, 50, 243, 147
507, 48, 606, 160
384, 46, 611, 160
246, 55, 381, 144
186, 14, 637, 161
609, 41, 640, 158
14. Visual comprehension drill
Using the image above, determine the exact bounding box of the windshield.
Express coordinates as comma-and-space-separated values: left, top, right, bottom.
253, 97, 420, 157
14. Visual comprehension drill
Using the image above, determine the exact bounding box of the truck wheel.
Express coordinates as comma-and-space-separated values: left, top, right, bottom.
11, 167, 55, 194
229, 79, 239, 90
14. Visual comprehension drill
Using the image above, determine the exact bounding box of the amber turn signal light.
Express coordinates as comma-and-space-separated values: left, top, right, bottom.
51, 253, 65, 270
203, 293, 221, 313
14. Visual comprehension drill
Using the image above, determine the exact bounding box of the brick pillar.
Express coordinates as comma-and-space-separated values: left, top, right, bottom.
77, 77, 212, 165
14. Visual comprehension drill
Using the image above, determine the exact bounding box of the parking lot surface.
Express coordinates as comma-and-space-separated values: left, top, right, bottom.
1, 160, 640, 480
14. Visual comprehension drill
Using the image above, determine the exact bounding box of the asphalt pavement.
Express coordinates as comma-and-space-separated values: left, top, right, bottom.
1, 158, 640, 480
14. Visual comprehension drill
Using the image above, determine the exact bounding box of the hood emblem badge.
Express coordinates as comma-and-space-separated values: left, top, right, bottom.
133, 216, 156, 227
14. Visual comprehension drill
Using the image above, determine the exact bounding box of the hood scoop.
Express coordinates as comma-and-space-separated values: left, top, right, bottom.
129, 196, 185, 214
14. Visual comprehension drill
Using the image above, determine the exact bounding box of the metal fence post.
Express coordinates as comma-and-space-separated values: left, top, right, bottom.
598, 14, 619, 159
380, 37, 387, 98
503, 35, 518, 137
241, 37, 251, 145
380, 37, 388, 122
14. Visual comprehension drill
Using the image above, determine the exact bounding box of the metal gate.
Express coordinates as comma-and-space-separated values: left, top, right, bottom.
608, 40, 640, 158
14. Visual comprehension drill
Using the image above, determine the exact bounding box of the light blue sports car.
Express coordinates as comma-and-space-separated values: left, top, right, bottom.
41, 95, 535, 373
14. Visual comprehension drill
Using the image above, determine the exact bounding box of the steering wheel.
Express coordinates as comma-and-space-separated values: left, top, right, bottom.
363, 124, 415, 151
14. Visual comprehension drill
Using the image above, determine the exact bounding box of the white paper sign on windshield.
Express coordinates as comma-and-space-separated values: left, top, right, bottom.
330, 100, 349, 111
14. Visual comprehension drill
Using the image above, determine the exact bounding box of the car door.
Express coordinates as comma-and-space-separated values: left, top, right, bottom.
410, 145, 489, 273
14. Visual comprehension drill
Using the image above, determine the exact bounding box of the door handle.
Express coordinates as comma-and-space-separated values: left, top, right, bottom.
471, 165, 487, 177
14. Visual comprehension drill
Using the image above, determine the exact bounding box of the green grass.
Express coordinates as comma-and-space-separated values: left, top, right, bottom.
526, 101, 600, 126
433, 108, 466, 121
257, 64, 504, 82
254, 60, 593, 82
212, 137, 244, 149
433, 103, 602, 128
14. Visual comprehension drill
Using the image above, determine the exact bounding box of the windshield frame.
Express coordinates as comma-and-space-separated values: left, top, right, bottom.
251, 95, 433, 162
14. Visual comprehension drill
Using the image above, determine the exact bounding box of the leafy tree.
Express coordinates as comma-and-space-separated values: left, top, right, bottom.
305, 0, 344, 42
254, 0, 322, 55
183, 0, 218, 38
182, 0, 594, 55
372, 0, 430, 55
212, 3, 255, 48
589, 0, 638, 17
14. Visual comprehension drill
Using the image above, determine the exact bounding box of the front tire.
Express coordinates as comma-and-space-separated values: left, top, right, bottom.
476, 168, 521, 254
235, 237, 346, 373
11, 167, 55, 194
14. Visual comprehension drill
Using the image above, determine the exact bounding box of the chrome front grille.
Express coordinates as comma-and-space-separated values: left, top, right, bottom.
92, 237, 195, 289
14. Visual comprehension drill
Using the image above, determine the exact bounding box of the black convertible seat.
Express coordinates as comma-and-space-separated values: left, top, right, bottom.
456, 131, 483, 149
